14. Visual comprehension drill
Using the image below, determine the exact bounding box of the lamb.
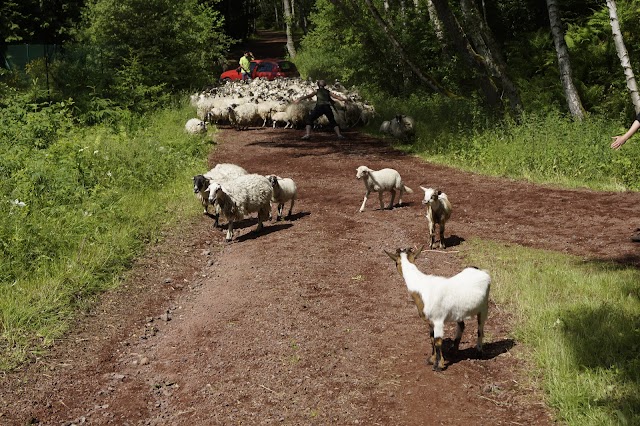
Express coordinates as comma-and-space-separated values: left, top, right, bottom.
267, 175, 297, 221
206, 174, 273, 242
193, 163, 248, 227
420, 187, 452, 249
271, 111, 292, 129
185, 118, 207, 135
384, 246, 491, 371
355, 165, 413, 212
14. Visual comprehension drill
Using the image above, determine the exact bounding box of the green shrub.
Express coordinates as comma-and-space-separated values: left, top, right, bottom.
0, 100, 212, 370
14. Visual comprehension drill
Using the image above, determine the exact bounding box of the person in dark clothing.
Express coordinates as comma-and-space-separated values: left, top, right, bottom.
611, 111, 640, 242
293, 80, 348, 140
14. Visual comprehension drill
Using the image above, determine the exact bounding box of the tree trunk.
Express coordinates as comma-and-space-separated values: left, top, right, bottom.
429, 0, 501, 107
426, 0, 445, 43
546, 0, 585, 120
358, 0, 456, 96
283, 0, 297, 58
606, 0, 640, 113
459, 0, 521, 112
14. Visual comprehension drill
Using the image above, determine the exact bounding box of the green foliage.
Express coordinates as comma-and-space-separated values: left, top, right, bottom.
465, 241, 640, 425
0, 99, 211, 370
24, 0, 233, 120
295, 0, 446, 96
367, 90, 640, 191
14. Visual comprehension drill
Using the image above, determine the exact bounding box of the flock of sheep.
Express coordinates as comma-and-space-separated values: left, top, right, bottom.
186, 78, 377, 133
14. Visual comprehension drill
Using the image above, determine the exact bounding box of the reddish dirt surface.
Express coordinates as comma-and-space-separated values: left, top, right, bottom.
2, 31, 640, 426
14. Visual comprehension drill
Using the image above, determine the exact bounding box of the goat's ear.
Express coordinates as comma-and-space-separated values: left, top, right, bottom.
420, 186, 427, 192
384, 249, 399, 262
413, 245, 424, 259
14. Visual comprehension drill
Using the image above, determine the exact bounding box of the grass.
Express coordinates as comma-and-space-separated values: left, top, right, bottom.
0, 101, 213, 370
364, 91, 640, 192
464, 240, 640, 425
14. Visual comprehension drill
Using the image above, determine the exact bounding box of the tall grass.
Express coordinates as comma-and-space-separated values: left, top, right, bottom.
0, 100, 211, 370
365, 91, 640, 191
464, 240, 640, 425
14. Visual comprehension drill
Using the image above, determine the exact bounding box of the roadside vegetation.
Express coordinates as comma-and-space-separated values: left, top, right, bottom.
2, 0, 640, 423
465, 240, 640, 426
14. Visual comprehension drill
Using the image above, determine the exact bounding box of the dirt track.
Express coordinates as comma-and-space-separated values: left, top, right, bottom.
2, 125, 639, 425
2, 30, 640, 425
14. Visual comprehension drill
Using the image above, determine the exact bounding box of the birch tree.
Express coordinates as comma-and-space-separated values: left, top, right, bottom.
283, 0, 297, 57
606, 0, 640, 113
545, 0, 584, 120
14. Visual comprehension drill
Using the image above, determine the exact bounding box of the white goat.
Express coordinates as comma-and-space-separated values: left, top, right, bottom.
385, 246, 491, 371
420, 187, 452, 250
267, 175, 297, 221
206, 174, 272, 242
355, 166, 413, 212
185, 118, 207, 135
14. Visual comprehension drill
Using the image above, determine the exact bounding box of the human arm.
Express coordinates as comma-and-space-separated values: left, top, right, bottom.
611, 115, 640, 150
330, 91, 349, 103
293, 91, 316, 104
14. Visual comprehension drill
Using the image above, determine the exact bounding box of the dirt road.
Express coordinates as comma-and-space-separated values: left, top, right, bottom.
2, 126, 639, 425
2, 29, 640, 425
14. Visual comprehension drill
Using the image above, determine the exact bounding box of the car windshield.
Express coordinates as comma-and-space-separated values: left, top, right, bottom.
256, 62, 274, 72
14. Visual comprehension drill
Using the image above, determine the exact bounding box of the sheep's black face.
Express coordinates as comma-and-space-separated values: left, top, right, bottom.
193, 175, 208, 193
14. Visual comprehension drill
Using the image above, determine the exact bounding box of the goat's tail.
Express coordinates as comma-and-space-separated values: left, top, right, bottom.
403, 185, 413, 194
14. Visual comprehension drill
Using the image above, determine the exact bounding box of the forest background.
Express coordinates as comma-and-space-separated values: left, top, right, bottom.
1, 1, 640, 424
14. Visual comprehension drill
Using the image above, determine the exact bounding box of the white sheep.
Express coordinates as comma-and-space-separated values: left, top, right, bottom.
420, 187, 452, 250
385, 246, 491, 371
355, 166, 413, 212
206, 174, 273, 242
193, 163, 248, 227
271, 111, 292, 129
389, 114, 416, 141
185, 118, 207, 135
267, 175, 297, 221
228, 103, 259, 130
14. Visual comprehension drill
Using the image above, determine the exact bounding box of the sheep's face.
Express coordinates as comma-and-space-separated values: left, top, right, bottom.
356, 166, 370, 179
193, 175, 209, 194
267, 175, 279, 187
206, 183, 223, 202
420, 187, 440, 205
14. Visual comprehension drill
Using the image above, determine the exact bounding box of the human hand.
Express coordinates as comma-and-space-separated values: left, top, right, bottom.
611, 136, 626, 150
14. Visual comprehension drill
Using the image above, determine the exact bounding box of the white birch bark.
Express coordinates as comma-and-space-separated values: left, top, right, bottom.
546, 0, 584, 120
606, 0, 640, 113
283, 0, 297, 58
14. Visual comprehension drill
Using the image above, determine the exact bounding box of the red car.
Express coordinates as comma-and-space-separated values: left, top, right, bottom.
219, 59, 299, 82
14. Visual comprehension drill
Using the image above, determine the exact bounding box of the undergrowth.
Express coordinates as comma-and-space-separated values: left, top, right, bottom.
0, 99, 212, 370
364, 91, 640, 191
